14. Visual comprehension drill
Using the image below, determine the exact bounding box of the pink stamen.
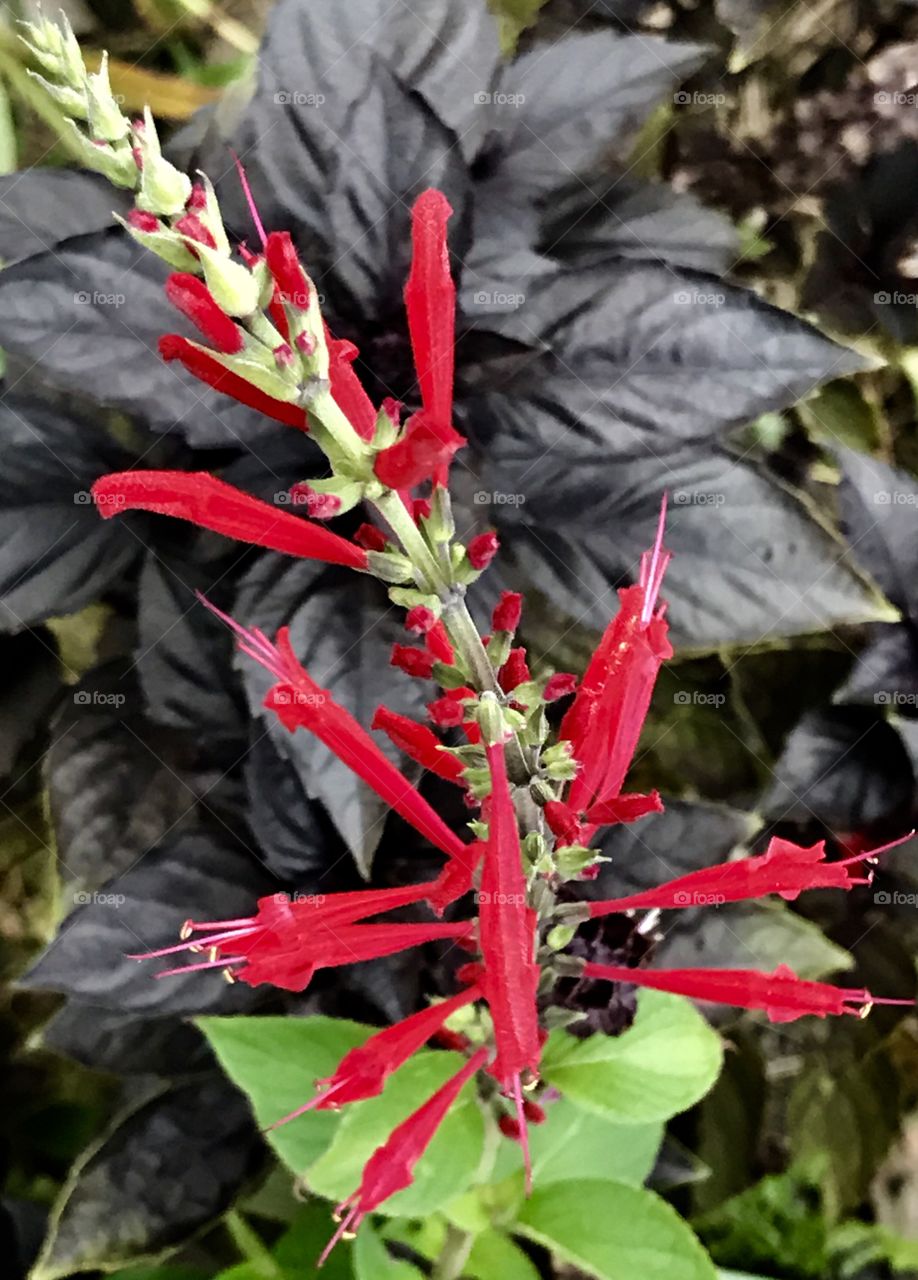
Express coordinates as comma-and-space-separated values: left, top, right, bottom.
836, 830, 915, 867
126, 925, 258, 961
231, 151, 267, 249
640, 493, 669, 626
196, 592, 289, 680
318, 1200, 361, 1268
512, 1072, 532, 1195
154, 954, 247, 978
265, 1081, 343, 1131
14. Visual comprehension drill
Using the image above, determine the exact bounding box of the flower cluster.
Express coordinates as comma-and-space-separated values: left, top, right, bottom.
25, 14, 914, 1263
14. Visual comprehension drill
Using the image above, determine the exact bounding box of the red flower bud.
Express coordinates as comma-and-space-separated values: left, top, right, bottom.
265, 230, 310, 307
391, 645, 435, 680
492, 591, 523, 633
287, 484, 341, 520
543, 800, 582, 848
428, 688, 474, 728
543, 673, 578, 702
468, 531, 499, 570
499, 648, 531, 692
164, 273, 243, 355
127, 209, 161, 233
413, 497, 433, 521
174, 213, 217, 250
188, 183, 208, 210
355, 523, 389, 552
406, 606, 437, 635
426, 620, 454, 665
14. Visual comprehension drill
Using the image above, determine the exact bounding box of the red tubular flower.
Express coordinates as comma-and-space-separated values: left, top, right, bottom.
480, 739, 542, 1189
159, 334, 309, 430
265, 230, 310, 307
374, 412, 465, 490
582, 791, 663, 831
426, 621, 455, 665
371, 707, 466, 785
164, 273, 243, 354
391, 644, 436, 680
492, 592, 523, 633
583, 962, 915, 1023
207, 614, 474, 875
468, 531, 500, 570
561, 500, 672, 818
267, 984, 482, 1128
499, 648, 531, 693
327, 335, 377, 441
141, 905, 474, 992
403, 189, 459, 487
320, 1047, 489, 1263
91, 471, 368, 569
427, 840, 485, 914
587, 831, 914, 917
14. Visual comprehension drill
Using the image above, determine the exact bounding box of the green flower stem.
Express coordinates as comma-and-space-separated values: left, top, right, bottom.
432, 1222, 476, 1280
373, 489, 445, 593
225, 1210, 283, 1279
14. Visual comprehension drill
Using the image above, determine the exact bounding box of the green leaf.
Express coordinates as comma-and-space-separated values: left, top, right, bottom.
487, 1098, 663, 1188
516, 1179, 717, 1280
199, 1015, 369, 1171
354, 1221, 425, 1279
486, 0, 550, 52
467, 1228, 541, 1280
541, 991, 723, 1124
307, 1052, 485, 1218
0, 75, 16, 176
214, 1204, 354, 1280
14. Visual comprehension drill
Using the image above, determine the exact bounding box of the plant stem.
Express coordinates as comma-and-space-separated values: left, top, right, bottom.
225, 1211, 283, 1279
431, 1222, 475, 1280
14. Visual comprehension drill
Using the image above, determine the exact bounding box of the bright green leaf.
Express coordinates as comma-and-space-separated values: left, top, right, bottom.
354, 1221, 425, 1279
517, 1179, 717, 1280
307, 1052, 485, 1218
467, 1228, 541, 1280
198, 1015, 369, 1172
487, 1097, 663, 1188
541, 991, 723, 1124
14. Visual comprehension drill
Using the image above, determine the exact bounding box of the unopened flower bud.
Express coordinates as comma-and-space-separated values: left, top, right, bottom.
194, 244, 260, 317
476, 692, 509, 747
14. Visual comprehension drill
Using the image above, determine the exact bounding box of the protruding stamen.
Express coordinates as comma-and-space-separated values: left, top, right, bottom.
231, 151, 267, 249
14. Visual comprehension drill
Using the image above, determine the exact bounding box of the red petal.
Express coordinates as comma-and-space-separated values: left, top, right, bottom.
91, 470, 368, 569
405, 189, 455, 432
327, 334, 377, 441
371, 706, 465, 784
374, 411, 465, 490
159, 334, 308, 430
164, 274, 243, 354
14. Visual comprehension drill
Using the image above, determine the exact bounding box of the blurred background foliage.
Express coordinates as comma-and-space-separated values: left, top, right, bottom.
3, 1, 918, 1278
